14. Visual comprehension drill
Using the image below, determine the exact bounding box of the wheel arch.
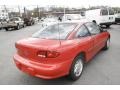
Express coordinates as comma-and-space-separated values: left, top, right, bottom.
92, 20, 96, 23
17, 23, 19, 26
74, 51, 87, 63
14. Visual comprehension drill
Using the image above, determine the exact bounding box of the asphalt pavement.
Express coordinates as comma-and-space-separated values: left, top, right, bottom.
0, 23, 120, 85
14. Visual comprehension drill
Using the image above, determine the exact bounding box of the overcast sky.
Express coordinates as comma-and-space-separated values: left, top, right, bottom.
0, 0, 120, 8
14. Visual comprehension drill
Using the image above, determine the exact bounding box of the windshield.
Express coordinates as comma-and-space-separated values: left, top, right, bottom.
32, 23, 77, 40
10, 18, 19, 21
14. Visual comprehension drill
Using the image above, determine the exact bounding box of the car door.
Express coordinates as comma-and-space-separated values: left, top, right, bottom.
75, 24, 94, 61
85, 22, 106, 55
19, 18, 23, 26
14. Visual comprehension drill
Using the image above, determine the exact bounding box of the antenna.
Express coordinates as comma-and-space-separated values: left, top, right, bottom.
58, 23, 61, 46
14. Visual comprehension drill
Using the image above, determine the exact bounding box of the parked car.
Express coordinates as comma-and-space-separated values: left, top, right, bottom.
4, 17, 24, 31
41, 18, 58, 27
0, 19, 7, 30
115, 13, 120, 24
85, 8, 115, 28
40, 17, 45, 22
33, 17, 39, 23
14, 21, 110, 80
62, 14, 84, 21
23, 17, 35, 26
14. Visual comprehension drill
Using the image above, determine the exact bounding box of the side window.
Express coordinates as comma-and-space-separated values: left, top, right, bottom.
101, 9, 108, 16
85, 22, 100, 35
109, 9, 114, 15
75, 25, 90, 38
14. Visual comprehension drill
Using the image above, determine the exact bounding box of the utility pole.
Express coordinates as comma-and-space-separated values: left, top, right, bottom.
37, 5, 39, 18
63, 6, 66, 20
3, 5, 9, 20
24, 6, 26, 17
18, 5, 21, 17
4, 5, 8, 12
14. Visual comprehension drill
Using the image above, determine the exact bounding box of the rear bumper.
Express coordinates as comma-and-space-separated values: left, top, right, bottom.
13, 54, 71, 79
115, 18, 120, 23
100, 22, 114, 25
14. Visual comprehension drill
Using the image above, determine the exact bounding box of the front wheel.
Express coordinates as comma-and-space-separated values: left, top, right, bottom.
69, 55, 84, 81
103, 39, 110, 50
15, 25, 20, 30
23, 24, 26, 28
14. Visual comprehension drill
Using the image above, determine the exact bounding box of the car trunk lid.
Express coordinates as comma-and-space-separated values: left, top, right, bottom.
15, 38, 61, 62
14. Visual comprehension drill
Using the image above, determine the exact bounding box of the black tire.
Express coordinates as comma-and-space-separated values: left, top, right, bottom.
68, 54, 84, 81
15, 25, 20, 30
103, 38, 110, 50
30, 22, 32, 26
5, 28, 9, 31
106, 25, 110, 28
23, 24, 26, 28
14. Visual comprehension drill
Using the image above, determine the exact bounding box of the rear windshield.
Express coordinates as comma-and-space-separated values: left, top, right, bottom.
32, 23, 77, 40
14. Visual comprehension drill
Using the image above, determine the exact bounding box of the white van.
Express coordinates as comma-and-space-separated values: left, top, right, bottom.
115, 12, 120, 23
85, 8, 115, 27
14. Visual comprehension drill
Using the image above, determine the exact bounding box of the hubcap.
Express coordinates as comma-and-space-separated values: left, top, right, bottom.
74, 60, 83, 77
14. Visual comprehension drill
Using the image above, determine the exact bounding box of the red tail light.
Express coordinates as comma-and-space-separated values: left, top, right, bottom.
47, 51, 60, 58
37, 51, 60, 58
37, 51, 47, 58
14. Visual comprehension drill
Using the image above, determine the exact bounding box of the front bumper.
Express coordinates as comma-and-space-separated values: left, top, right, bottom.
13, 54, 71, 79
4, 23, 17, 28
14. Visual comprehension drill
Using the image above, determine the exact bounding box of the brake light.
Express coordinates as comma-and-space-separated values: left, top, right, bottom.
37, 51, 47, 58
47, 51, 60, 58
37, 51, 60, 58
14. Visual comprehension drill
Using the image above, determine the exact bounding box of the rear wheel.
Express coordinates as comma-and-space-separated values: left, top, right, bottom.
68, 54, 84, 81
106, 25, 110, 28
103, 38, 110, 50
23, 24, 26, 28
30, 22, 32, 26
5, 28, 9, 31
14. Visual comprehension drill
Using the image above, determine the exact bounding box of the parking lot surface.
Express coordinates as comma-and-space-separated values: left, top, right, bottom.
0, 24, 120, 85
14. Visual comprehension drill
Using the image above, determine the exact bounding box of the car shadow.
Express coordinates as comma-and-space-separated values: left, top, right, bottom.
32, 76, 75, 85
18, 74, 75, 85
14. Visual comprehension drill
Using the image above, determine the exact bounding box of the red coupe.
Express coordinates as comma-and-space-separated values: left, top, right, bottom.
14, 21, 110, 80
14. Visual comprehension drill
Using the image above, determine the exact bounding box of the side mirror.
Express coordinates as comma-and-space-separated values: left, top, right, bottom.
100, 28, 107, 32
99, 26, 107, 32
